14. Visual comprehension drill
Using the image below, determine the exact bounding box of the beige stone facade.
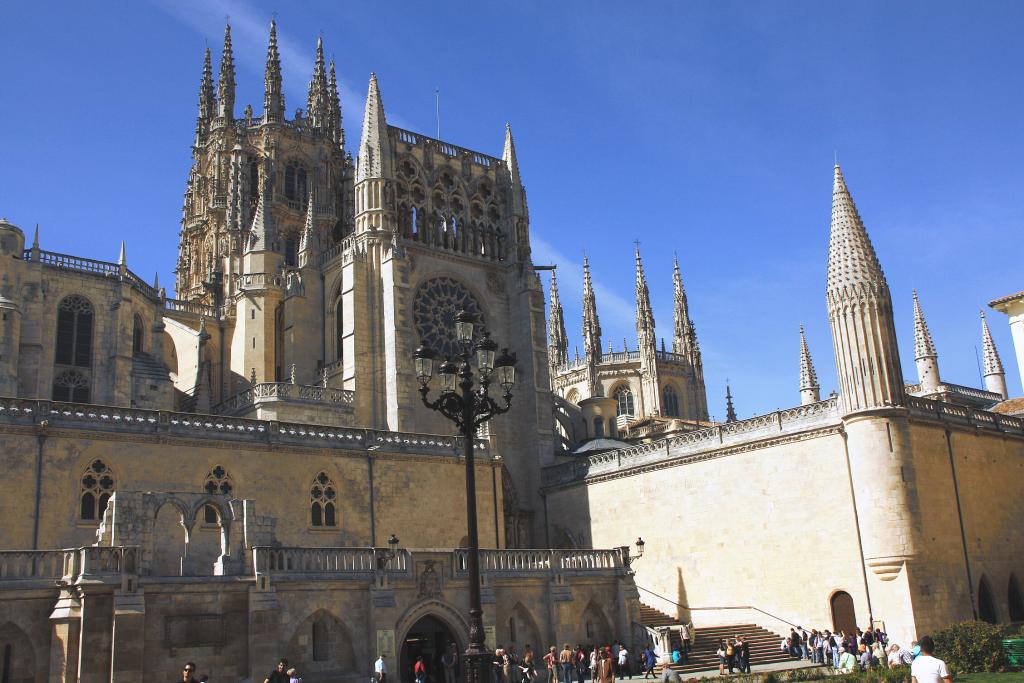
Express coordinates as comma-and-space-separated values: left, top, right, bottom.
0, 18, 1022, 683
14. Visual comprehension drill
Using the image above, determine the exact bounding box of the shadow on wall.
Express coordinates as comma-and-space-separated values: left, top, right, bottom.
677, 567, 691, 625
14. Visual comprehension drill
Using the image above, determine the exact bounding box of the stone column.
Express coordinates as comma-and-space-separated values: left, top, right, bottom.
48, 589, 81, 683
110, 589, 146, 682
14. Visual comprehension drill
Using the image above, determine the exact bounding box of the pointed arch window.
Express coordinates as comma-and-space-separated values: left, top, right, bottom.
284, 162, 308, 202
132, 315, 145, 355
203, 465, 233, 524
978, 575, 998, 623
54, 295, 94, 402
310, 471, 337, 527
663, 385, 680, 417
1008, 574, 1024, 622
613, 386, 635, 418
80, 459, 115, 521
335, 295, 344, 362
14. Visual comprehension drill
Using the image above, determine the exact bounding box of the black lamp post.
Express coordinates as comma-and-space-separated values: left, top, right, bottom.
413, 310, 517, 683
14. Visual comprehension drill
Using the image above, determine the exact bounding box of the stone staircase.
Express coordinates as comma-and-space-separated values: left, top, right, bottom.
638, 603, 795, 675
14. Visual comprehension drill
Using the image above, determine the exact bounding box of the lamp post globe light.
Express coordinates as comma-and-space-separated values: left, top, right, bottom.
412, 309, 517, 683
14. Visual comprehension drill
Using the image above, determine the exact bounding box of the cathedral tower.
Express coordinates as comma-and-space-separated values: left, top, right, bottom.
826, 164, 920, 641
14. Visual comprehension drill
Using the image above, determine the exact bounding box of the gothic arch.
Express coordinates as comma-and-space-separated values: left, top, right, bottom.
978, 574, 998, 623
286, 608, 356, 676
1008, 574, 1024, 622
394, 598, 469, 655
0, 621, 35, 683
505, 602, 542, 650
581, 600, 613, 645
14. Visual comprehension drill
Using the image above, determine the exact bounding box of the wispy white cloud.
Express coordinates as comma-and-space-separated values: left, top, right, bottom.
531, 232, 635, 337
149, 0, 412, 139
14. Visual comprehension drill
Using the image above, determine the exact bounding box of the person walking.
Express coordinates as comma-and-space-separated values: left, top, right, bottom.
544, 647, 559, 683
414, 656, 427, 683
374, 655, 387, 683
642, 646, 656, 680
180, 662, 199, 683
679, 624, 691, 655
560, 644, 575, 683
617, 644, 630, 679
910, 636, 952, 683
595, 650, 615, 683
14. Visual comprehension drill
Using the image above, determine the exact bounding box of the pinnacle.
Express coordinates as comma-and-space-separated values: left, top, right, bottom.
634, 244, 655, 332
799, 325, 819, 391
217, 22, 236, 119
912, 290, 937, 359
827, 164, 887, 295
980, 311, 1004, 375
503, 123, 521, 187
357, 72, 390, 180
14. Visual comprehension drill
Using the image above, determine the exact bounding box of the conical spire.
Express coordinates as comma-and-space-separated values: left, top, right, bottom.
357, 73, 391, 181
263, 20, 285, 121
503, 123, 521, 189
306, 37, 330, 130
980, 311, 1004, 376
979, 311, 1008, 399
118, 241, 126, 266
912, 290, 937, 360
799, 325, 820, 404
547, 270, 569, 369
634, 245, 655, 334
299, 190, 318, 266
672, 254, 698, 360
725, 384, 737, 423
827, 165, 887, 293
581, 254, 602, 363
826, 165, 905, 413
197, 47, 216, 122
247, 192, 274, 252
328, 60, 343, 146
217, 23, 235, 119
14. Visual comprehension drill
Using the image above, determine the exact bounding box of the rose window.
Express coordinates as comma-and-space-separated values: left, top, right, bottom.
413, 277, 484, 359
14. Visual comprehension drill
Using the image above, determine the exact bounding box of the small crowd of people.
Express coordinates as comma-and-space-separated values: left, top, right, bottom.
714, 636, 751, 676
175, 658, 302, 683
779, 625, 949, 679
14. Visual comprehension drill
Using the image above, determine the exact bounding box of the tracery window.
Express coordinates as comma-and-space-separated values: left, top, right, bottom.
613, 386, 635, 418
284, 162, 308, 202
203, 465, 233, 524
54, 295, 94, 402
662, 385, 680, 417
412, 277, 483, 358
310, 471, 337, 527
80, 459, 115, 521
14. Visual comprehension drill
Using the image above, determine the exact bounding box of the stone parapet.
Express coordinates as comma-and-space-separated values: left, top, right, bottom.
0, 396, 491, 458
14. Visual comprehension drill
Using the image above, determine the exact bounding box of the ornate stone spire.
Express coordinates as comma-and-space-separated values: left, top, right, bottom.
306, 37, 330, 130
247, 192, 274, 253
799, 325, 820, 405
581, 255, 602, 361
826, 165, 905, 413
634, 245, 661, 415
356, 73, 391, 181
197, 47, 215, 124
581, 255, 602, 396
503, 123, 521, 189
298, 190, 318, 267
328, 60, 343, 146
672, 254, 696, 359
263, 20, 285, 122
547, 270, 568, 370
634, 245, 655, 335
912, 290, 941, 392
217, 22, 235, 120
980, 311, 1008, 399
725, 383, 737, 423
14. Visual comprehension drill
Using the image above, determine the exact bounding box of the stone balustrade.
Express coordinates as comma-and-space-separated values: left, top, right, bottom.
213, 382, 356, 416
453, 548, 625, 577
164, 297, 217, 318
0, 546, 138, 585
25, 248, 161, 301
0, 397, 491, 458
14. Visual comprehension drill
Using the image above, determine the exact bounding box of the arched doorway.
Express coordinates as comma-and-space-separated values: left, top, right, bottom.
978, 575, 998, 623
830, 591, 857, 634
400, 615, 459, 683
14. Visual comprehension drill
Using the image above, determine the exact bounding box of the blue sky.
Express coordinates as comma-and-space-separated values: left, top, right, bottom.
1, 1, 1021, 417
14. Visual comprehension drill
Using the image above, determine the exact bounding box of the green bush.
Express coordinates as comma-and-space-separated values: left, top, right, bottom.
931, 621, 1010, 673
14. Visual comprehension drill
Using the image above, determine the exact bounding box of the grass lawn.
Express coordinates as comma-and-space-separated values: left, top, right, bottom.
958, 674, 1024, 682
